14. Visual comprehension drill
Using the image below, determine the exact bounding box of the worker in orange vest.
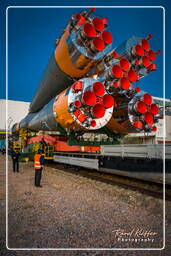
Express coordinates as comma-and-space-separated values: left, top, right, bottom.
34, 149, 44, 187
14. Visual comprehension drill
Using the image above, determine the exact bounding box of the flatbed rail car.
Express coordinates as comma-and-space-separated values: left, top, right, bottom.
53, 144, 171, 185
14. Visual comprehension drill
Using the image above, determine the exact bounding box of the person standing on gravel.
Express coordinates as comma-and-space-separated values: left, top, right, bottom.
11, 149, 20, 172
34, 149, 44, 187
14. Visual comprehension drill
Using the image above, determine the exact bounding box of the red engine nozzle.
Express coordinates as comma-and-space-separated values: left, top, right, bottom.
73, 110, 86, 123
111, 65, 123, 79
132, 121, 143, 129
82, 91, 96, 106
103, 94, 114, 108
134, 44, 144, 56
92, 17, 104, 31
93, 82, 105, 97
90, 120, 96, 127
150, 104, 159, 115
135, 101, 147, 114
91, 37, 105, 52
144, 112, 154, 126
82, 23, 97, 39
74, 100, 82, 108
141, 56, 151, 67
143, 93, 152, 105
92, 103, 106, 118
148, 50, 156, 61
135, 87, 141, 93
101, 30, 113, 45
120, 58, 130, 71
113, 81, 119, 88
141, 39, 150, 51
128, 70, 138, 82
120, 77, 130, 90
102, 17, 108, 27
78, 113, 86, 123
152, 126, 157, 132
75, 13, 86, 25
147, 64, 157, 72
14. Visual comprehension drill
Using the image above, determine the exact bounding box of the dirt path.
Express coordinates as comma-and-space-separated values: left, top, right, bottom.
0, 154, 171, 256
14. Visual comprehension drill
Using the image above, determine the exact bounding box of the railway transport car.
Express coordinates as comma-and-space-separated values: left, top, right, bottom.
53, 144, 171, 185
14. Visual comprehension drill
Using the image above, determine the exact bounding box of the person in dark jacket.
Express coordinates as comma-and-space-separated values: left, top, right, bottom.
34, 149, 45, 187
11, 149, 20, 172
1, 148, 5, 155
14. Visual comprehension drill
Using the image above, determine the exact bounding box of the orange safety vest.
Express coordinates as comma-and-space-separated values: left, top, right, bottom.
34, 154, 42, 169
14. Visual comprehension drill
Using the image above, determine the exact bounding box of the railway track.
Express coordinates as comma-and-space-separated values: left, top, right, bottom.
47, 162, 171, 201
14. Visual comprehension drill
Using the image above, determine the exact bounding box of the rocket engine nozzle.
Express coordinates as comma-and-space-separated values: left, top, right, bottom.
141, 56, 151, 67
120, 58, 130, 71
135, 101, 147, 114
101, 17, 108, 27
148, 50, 156, 61
103, 94, 114, 108
128, 69, 139, 82
150, 103, 159, 115
132, 121, 143, 129
101, 30, 113, 45
92, 104, 106, 118
90, 120, 96, 127
90, 37, 105, 52
92, 82, 105, 96
143, 112, 154, 127
75, 13, 86, 25
92, 17, 105, 31
82, 91, 97, 106
132, 44, 145, 57
74, 100, 82, 108
142, 93, 152, 105
107, 65, 123, 80
141, 38, 150, 51
81, 23, 97, 39
120, 77, 130, 90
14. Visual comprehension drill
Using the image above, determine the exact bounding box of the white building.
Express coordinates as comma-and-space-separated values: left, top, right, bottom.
0, 99, 30, 131
153, 97, 171, 143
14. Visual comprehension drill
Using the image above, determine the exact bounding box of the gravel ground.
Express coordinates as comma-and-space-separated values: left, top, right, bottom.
0, 154, 171, 256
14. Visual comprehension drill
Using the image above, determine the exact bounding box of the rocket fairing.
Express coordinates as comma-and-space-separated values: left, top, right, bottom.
15, 8, 161, 137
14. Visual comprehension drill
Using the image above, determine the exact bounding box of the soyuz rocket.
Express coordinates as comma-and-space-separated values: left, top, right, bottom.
14, 8, 161, 142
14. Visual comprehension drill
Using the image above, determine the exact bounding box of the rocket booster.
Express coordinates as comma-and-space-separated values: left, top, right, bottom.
16, 8, 161, 137
29, 8, 112, 113
20, 78, 114, 131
